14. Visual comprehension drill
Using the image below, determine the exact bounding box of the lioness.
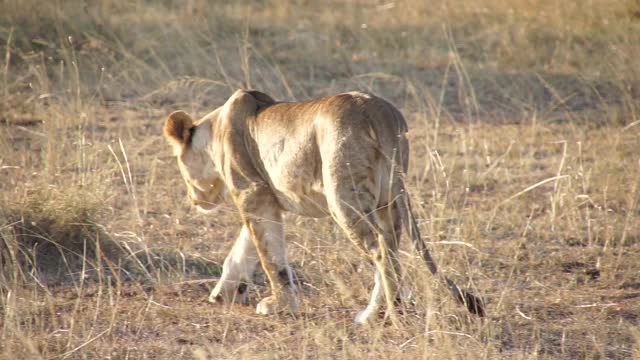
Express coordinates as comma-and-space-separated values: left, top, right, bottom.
163, 90, 484, 324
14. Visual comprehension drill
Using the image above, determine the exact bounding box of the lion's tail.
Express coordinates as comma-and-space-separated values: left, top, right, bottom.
397, 184, 485, 317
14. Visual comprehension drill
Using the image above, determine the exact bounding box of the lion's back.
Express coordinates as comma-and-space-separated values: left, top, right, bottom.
315, 92, 409, 170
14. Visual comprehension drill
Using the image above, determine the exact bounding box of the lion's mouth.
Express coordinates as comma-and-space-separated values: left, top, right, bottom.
192, 196, 219, 213
192, 188, 226, 213
190, 179, 226, 213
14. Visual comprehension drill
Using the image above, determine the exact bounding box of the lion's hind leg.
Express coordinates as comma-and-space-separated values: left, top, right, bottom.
324, 166, 402, 326
352, 203, 405, 326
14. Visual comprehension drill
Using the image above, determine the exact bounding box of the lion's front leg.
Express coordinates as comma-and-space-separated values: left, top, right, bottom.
209, 225, 259, 305
244, 209, 299, 316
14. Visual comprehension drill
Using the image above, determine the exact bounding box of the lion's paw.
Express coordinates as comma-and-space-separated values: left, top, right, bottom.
256, 295, 299, 315
256, 296, 279, 315
208, 292, 224, 304
354, 307, 376, 324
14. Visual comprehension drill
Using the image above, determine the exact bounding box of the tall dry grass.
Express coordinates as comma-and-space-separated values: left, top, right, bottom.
1, 0, 640, 358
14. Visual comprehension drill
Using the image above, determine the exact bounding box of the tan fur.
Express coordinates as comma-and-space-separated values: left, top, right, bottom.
163, 89, 483, 324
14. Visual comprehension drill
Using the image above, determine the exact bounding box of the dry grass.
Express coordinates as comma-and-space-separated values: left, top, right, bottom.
1, 0, 640, 358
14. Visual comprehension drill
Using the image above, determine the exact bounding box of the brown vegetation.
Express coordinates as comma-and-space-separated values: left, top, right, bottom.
1, 0, 640, 358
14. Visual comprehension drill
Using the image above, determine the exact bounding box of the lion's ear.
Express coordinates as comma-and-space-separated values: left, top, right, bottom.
164, 110, 194, 155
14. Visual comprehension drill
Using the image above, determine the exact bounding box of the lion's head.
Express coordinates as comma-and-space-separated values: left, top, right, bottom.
163, 110, 225, 212
163, 90, 277, 212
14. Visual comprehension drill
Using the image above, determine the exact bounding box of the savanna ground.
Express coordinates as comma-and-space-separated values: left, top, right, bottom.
1, 0, 640, 358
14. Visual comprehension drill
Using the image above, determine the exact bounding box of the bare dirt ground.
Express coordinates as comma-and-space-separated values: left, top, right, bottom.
2, 1, 640, 358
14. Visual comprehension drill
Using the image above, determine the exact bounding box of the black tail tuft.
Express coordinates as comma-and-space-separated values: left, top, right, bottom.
447, 280, 485, 317
461, 289, 485, 317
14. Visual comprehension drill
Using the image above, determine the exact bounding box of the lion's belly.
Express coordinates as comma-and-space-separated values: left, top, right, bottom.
272, 181, 329, 218
259, 132, 329, 217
